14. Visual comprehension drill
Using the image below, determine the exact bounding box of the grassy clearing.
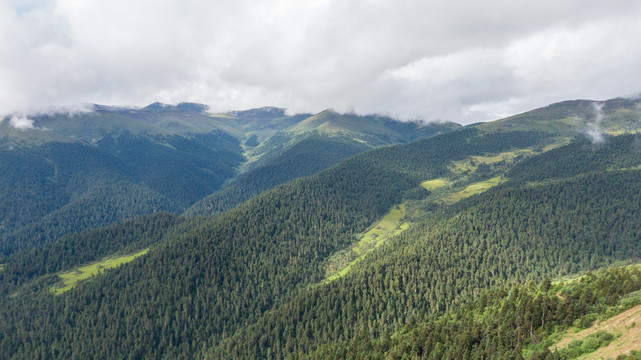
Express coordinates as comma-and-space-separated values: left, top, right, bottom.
421, 178, 448, 191
552, 302, 641, 359
550, 263, 641, 359
50, 248, 149, 295
451, 143, 564, 174
439, 176, 507, 205
606, 129, 641, 136
325, 204, 409, 282
353, 204, 408, 255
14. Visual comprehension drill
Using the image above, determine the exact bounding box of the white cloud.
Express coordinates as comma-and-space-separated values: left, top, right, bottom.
7, 114, 35, 130
1, 0, 641, 124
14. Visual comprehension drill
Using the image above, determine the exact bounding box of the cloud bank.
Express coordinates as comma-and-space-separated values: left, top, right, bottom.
1, 0, 641, 124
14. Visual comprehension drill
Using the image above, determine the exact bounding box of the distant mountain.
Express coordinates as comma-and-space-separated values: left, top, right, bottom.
481, 97, 641, 136
0, 130, 244, 255
244, 109, 459, 171
187, 115, 458, 216
0, 104, 458, 254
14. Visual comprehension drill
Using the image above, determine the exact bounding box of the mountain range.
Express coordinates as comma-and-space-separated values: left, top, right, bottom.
0, 104, 456, 255
1, 96, 641, 359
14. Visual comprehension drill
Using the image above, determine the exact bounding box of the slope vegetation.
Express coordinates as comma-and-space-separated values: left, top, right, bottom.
305, 265, 641, 360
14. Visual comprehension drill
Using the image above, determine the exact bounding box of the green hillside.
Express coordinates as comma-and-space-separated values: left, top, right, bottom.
240, 109, 459, 171
306, 264, 641, 359
0, 130, 244, 255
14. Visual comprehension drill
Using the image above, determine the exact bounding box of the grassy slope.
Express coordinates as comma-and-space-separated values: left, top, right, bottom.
438, 176, 507, 204
325, 203, 410, 282
50, 248, 149, 295
552, 265, 641, 359
557, 303, 641, 359
421, 178, 448, 190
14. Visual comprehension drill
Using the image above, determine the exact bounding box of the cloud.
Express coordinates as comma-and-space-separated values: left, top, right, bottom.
584, 102, 606, 144
1, 0, 641, 124
7, 114, 35, 130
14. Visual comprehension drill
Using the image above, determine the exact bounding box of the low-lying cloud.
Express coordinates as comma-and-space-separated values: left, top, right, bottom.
6, 114, 35, 130
585, 102, 606, 144
2, 0, 641, 124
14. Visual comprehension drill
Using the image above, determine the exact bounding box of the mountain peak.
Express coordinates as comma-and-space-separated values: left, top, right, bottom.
141, 102, 208, 113
227, 106, 287, 119
142, 102, 170, 110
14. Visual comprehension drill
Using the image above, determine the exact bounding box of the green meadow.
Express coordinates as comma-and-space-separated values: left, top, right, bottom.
439, 176, 507, 205
325, 204, 409, 282
50, 248, 149, 295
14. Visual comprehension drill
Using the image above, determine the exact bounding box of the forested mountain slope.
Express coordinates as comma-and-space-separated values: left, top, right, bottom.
307, 264, 641, 359
0, 131, 244, 255
1, 104, 456, 254
1, 96, 641, 359
185, 110, 459, 217
0, 125, 551, 358
206, 145, 641, 358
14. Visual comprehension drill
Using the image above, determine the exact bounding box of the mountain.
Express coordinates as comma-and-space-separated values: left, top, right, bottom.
0, 127, 244, 255
184, 134, 372, 216
242, 109, 459, 171
1, 96, 641, 359
186, 114, 458, 216
0, 104, 455, 255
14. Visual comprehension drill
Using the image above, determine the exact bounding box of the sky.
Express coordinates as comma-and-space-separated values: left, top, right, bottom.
1, 0, 641, 125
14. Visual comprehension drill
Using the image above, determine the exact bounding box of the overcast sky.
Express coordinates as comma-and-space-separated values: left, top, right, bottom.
1, 0, 640, 124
